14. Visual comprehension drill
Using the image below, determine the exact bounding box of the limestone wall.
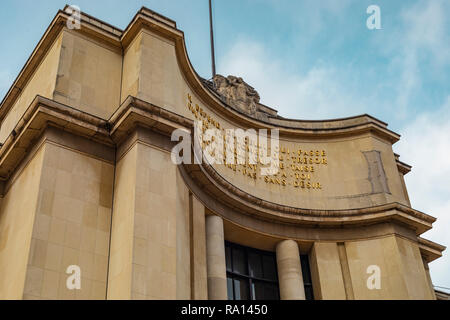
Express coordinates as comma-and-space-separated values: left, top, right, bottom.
22, 142, 113, 300
0, 145, 45, 299
53, 30, 122, 118
108, 142, 191, 299
0, 33, 63, 143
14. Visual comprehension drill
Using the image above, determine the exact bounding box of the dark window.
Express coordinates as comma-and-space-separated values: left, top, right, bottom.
300, 254, 314, 300
225, 246, 232, 272
225, 242, 279, 300
232, 248, 247, 275
225, 242, 314, 300
248, 252, 263, 278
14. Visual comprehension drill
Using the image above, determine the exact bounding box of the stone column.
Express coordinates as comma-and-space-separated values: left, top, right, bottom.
276, 240, 306, 300
205, 215, 227, 300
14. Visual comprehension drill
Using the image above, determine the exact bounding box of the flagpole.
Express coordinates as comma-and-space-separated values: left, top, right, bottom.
209, 0, 216, 78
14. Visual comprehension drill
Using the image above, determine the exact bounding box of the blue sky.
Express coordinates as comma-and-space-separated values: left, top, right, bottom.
0, 1, 449, 293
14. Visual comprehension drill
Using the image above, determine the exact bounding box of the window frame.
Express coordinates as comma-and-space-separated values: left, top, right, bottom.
225, 241, 315, 300
300, 254, 314, 300
225, 241, 279, 300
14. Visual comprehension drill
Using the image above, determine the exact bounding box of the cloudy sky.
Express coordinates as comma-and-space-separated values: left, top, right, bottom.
0, 0, 449, 292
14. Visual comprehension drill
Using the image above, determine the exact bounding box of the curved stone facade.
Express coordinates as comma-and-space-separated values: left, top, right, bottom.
0, 6, 445, 300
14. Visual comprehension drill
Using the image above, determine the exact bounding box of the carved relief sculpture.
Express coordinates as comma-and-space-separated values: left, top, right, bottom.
213, 74, 260, 116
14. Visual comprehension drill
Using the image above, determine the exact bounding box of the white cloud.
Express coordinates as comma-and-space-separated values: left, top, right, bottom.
395, 96, 450, 290
218, 38, 362, 120
383, 4, 450, 288
383, 0, 450, 116
401, 0, 450, 65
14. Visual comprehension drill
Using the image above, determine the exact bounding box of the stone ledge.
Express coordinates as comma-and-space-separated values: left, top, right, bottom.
182, 160, 435, 235
418, 237, 446, 262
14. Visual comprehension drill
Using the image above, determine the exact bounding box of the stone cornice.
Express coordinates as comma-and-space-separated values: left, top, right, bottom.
182, 159, 435, 235
394, 153, 412, 175
0, 95, 111, 180
418, 237, 446, 262
109, 96, 193, 144
0, 95, 191, 182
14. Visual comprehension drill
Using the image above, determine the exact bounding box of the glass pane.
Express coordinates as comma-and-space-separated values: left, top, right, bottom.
252, 281, 279, 300
300, 255, 312, 284
232, 248, 247, 275
252, 281, 263, 300
233, 278, 249, 300
264, 283, 280, 300
262, 255, 277, 281
225, 246, 232, 272
304, 285, 314, 300
227, 277, 234, 300
248, 252, 263, 278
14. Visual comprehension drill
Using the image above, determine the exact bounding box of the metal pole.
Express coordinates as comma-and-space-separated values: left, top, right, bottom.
209, 0, 216, 78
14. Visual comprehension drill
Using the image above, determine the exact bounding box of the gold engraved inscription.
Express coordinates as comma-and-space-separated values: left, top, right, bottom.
187, 93, 327, 191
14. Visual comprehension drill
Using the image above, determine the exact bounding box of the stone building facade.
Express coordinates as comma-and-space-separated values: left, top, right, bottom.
0, 6, 445, 300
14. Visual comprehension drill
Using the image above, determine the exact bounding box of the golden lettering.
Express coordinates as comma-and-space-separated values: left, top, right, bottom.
186, 94, 329, 191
